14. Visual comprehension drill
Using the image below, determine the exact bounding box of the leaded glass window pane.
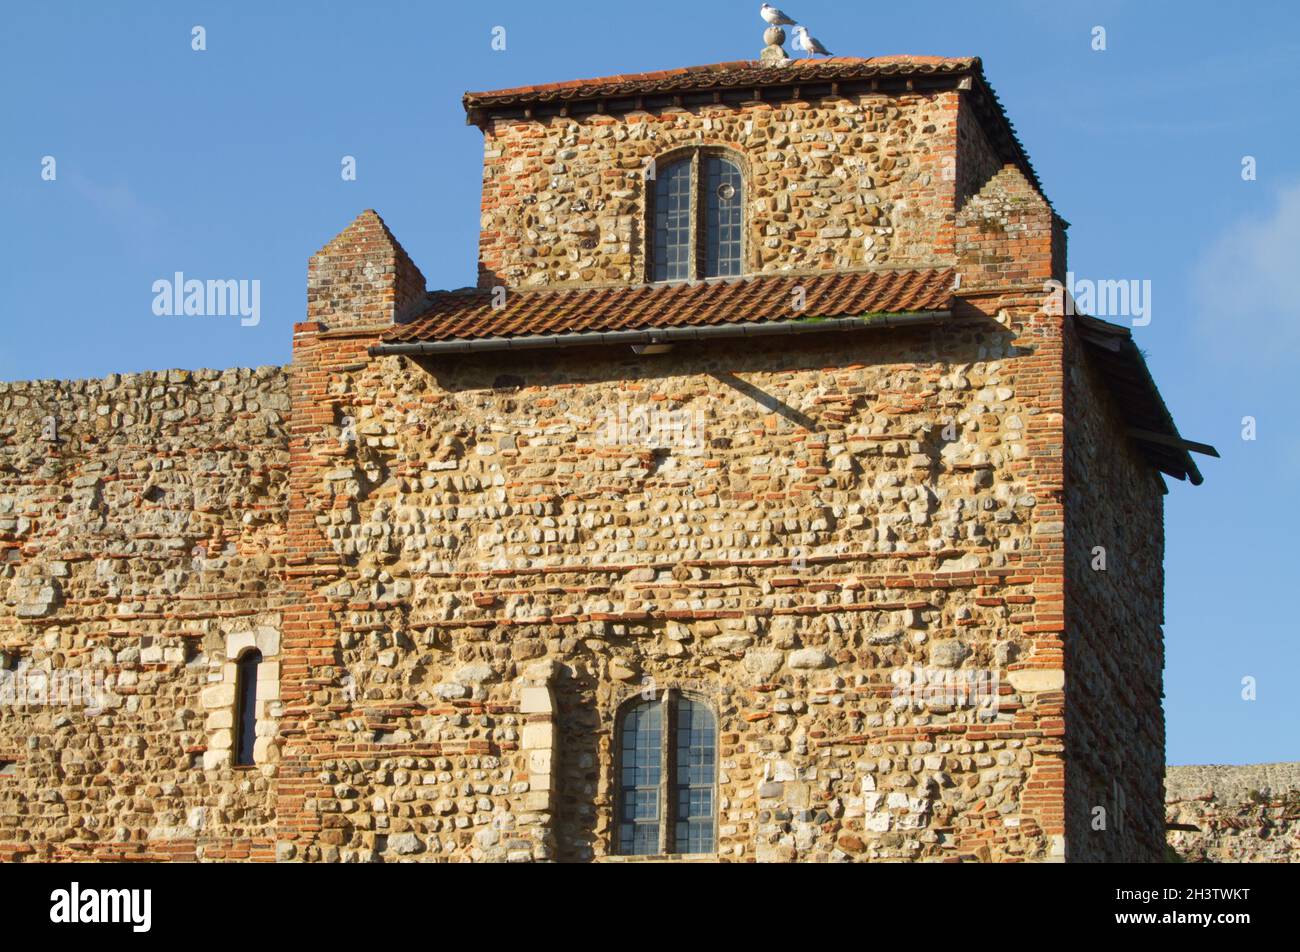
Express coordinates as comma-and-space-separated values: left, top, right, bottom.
618, 699, 662, 855
704, 156, 743, 278
673, 698, 716, 854
653, 160, 691, 282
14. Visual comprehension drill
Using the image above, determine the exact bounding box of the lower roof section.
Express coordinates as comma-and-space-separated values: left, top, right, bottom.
374, 310, 950, 356
371, 269, 1214, 486
380, 268, 957, 345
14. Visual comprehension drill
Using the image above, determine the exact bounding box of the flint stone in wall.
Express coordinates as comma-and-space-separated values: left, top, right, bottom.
744, 649, 784, 683
936, 554, 981, 574
387, 833, 425, 855
929, 640, 970, 669
788, 648, 835, 670
15, 584, 60, 618
769, 616, 798, 648
707, 634, 753, 654
608, 658, 638, 682
453, 662, 497, 684
521, 659, 560, 685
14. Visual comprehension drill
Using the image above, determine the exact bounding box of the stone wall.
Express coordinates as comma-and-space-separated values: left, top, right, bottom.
276, 268, 1072, 861
955, 164, 1065, 294
1166, 763, 1300, 863
0, 368, 289, 861
1063, 324, 1168, 862
955, 94, 1005, 212
476, 91, 962, 290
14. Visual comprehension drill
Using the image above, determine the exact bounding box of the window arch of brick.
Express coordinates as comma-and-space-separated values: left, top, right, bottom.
614, 688, 718, 856
646, 147, 747, 283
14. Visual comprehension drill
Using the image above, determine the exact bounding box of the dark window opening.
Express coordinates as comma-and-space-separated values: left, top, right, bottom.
234, 649, 262, 767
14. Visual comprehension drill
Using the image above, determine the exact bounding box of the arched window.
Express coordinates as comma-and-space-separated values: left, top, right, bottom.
650, 152, 744, 283
618, 698, 663, 855
234, 649, 262, 767
616, 691, 717, 855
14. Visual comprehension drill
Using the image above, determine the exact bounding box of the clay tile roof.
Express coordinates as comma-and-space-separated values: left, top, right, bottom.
1074, 313, 1218, 485
382, 268, 955, 345
462, 56, 978, 109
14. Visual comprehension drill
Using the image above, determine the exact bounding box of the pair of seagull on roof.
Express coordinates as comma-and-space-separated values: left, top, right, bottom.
761, 3, 832, 57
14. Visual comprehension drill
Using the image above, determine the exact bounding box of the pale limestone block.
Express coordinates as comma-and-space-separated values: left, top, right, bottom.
201, 683, 235, 708
519, 686, 553, 715
227, 630, 257, 658
253, 737, 280, 763
521, 722, 554, 750
527, 749, 553, 776
255, 627, 280, 657
1008, 669, 1064, 693
203, 750, 230, 771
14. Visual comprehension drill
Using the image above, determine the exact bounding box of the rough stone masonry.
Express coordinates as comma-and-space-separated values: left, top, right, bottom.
0, 55, 1230, 862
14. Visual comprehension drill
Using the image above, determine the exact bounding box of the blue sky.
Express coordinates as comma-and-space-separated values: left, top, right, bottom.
1, 1, 1296, 765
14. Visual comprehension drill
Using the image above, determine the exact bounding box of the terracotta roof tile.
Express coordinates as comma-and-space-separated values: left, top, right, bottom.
383, 269, 956, 345
463, 57, 978, 109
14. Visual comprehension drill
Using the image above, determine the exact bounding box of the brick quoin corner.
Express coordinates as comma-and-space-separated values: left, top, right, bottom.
0, 55, 1225, 863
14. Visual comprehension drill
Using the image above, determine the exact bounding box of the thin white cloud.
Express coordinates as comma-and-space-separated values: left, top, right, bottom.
1193, 182, 1300, 364
67, 173, 164, 239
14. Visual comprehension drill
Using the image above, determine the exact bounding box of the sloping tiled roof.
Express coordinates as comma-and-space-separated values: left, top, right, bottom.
463, 57, 976, 109
1073, 314, 1217, 485
381, 269, 956, 345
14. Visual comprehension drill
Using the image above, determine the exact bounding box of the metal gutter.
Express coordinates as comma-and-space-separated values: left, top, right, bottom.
370, 310, 950, 357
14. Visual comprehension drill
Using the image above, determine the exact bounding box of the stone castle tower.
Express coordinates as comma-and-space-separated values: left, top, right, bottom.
0, 55, 1212, 862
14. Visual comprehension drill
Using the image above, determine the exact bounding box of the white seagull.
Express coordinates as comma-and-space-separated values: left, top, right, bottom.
792, 25, 833, 58
760, 4, 797, 27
